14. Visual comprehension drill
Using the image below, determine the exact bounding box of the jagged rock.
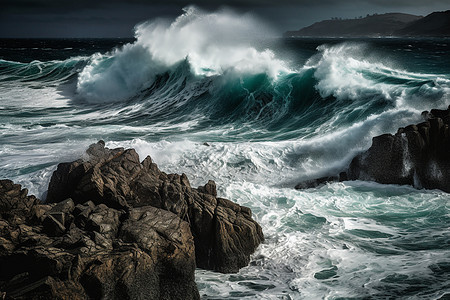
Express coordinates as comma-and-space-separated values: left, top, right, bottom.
84, 204, 122, 239
46, 141, 264, 273
348, 133, 409, 185
45, 142, 125, 205
48, 198, 75, 215
119, 206, 197, 298
208, 198, 264, 273
0, 180, 200, 299
296, 106, 450, 192
346, 106, 450, 192
0, 180, 40, 225
74, 245, 198, 300
4, 275, 84, 300
198, 180, 217, 197
0, 142, 263, 298
42, 215, 66, 237
295, 173, 347, 190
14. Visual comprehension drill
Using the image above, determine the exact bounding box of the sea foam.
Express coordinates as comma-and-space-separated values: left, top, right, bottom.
76, 6, 290, 103
308, 42, 449, 109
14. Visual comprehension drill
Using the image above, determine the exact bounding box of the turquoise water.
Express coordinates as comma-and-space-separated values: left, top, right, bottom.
1, 8, 449, 299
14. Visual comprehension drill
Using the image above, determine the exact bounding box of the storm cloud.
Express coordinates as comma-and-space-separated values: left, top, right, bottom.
1, 0, 448, 37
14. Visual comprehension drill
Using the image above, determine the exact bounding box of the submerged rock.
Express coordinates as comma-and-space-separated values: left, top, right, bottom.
0, 142, 263, 299
295, 172, 348, 190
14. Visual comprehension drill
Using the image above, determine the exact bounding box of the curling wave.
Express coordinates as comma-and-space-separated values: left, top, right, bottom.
75, 6, 290, 103
2, 9, 450, 299
1, 8, 450, 191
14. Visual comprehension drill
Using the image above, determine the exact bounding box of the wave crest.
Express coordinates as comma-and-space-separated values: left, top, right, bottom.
309, 42, 449, 108
76, 6, 290, 103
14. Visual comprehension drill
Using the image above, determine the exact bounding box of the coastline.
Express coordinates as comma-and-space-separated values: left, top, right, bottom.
0, 142, 263, 299
1, 33, 449, 299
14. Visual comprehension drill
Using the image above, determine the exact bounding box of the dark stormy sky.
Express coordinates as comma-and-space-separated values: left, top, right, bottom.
1, 0, 449, 38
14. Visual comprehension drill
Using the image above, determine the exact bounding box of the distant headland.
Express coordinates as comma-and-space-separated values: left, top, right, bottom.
285, 10, 450, 37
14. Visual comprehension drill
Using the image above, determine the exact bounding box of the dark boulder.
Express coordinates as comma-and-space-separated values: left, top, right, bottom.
0, 142, 263, 298
344, 106, 450, 192
208, 198, 264, 273
296, 106, 450, 192
348, 133, 411, 185
0, 178, 200, 299
46, 141, 264, 273
0, 180, 40, 225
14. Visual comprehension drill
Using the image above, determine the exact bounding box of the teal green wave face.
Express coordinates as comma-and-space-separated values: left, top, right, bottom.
0, 33, 449, 299
1, 38, 449, 186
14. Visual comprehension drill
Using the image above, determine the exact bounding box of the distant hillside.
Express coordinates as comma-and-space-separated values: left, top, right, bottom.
285, 13, 421, 37
395, 10, 450, 36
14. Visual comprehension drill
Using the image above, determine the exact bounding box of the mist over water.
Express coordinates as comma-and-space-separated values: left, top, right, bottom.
1, 7, 450, 299
76, 6, 289, 103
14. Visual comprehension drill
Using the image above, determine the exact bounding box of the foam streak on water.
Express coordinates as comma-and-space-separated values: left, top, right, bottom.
195, 182, 450, 299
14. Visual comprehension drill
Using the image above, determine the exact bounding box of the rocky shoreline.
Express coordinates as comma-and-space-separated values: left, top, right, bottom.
0, 141, 264, 299
3, 106, 449, 298
296, 106, 450, 192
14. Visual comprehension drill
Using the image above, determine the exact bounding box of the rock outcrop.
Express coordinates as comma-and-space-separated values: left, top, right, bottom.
0, 179, 198, 300
294, 172, 348, 190
0, 142, 264, 299
347, 108, 450, 192
295, 107, 450, 192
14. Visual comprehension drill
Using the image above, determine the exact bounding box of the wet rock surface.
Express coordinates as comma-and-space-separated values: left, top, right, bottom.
347, 107, 450, 192
296, 107, 450, 192
0, 142, 264, 299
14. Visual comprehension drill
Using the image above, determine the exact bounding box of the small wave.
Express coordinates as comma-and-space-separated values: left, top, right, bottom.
0, 57, 89, 83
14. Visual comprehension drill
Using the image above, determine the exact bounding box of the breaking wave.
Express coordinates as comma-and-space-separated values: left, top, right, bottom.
75, 6, 290, 103
2, 7, 450, 299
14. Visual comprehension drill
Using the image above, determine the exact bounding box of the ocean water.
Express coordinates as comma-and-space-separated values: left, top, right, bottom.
1, 7, 450, 299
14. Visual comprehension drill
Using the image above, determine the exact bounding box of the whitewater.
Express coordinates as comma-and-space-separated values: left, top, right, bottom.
1, 7, 450, 299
